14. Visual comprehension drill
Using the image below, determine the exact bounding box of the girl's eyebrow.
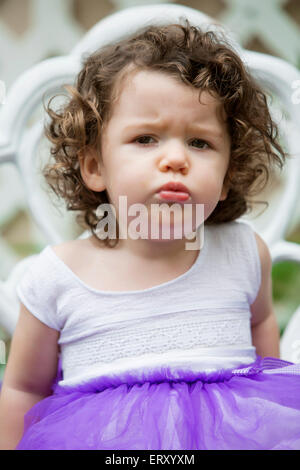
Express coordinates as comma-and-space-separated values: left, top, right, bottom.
123, 121, 224, 140
187, 124, 224, 141
123, 121, 166, 132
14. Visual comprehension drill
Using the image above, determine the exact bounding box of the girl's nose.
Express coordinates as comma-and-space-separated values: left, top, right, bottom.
158, 142, 189, 174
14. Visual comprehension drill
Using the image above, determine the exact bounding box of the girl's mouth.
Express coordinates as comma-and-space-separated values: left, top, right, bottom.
157, 190, 190, 202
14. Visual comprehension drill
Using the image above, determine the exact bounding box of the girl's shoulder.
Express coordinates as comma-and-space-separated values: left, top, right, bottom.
51, 238, 92, 266
50, 237, 121, 293
52, 233, 111, 260
51, 236, 106, 277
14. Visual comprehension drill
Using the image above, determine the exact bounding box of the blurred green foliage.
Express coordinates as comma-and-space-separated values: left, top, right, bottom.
273, 262, 300, 336
9, 242, 46, 258
272, 227, 300, 336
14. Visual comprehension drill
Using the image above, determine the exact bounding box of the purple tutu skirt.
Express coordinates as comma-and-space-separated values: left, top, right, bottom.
12, 356, 300, 450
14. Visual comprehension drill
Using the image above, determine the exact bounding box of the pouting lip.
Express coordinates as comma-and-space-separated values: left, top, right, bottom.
157, 181, 190, 194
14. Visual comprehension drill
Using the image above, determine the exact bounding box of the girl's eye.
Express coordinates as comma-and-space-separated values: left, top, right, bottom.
133, 136, 211, 149
190, 139, 210, 150
134, 136, 156, 145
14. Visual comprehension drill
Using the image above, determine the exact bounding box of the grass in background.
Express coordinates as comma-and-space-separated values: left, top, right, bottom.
273, 226, 300, 336
8, 242, 45, 258
273, 262, 300, 335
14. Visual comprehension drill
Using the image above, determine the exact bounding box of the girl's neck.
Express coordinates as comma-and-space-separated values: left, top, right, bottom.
115, 235, 198, 262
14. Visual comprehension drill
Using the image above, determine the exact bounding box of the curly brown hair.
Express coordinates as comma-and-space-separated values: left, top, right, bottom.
43, 20, 286, 247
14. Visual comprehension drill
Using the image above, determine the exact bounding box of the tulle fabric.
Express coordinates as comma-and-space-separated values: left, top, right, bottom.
13, 356, 300, 450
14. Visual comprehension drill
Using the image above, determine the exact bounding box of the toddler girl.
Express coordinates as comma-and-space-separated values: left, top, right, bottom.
0, 21, 300, 450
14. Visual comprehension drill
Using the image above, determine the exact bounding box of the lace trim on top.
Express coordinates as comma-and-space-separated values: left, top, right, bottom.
61, 309, 253, 369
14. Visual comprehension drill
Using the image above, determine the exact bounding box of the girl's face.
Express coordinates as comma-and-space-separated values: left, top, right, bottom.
83, 69, 231, 236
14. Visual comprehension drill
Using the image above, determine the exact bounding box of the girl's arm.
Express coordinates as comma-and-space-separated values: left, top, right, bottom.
0, 302, 60, 450
250, 232, 280, 358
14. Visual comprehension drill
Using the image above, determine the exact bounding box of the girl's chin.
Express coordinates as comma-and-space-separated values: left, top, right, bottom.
127, 224, 198, 242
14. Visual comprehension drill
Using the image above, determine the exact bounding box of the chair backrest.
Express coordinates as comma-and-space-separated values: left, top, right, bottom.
0, 3, 299, 358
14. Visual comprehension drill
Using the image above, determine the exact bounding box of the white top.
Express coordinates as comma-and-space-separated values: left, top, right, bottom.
16, 220, 261, 387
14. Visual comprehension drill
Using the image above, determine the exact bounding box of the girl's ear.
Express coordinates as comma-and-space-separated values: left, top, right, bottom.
219, 182, 229, 201
220, 166, 231, 201
79, 148, 106, 192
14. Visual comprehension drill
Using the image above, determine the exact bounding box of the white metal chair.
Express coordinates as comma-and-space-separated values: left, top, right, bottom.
0, 3, 299, 361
